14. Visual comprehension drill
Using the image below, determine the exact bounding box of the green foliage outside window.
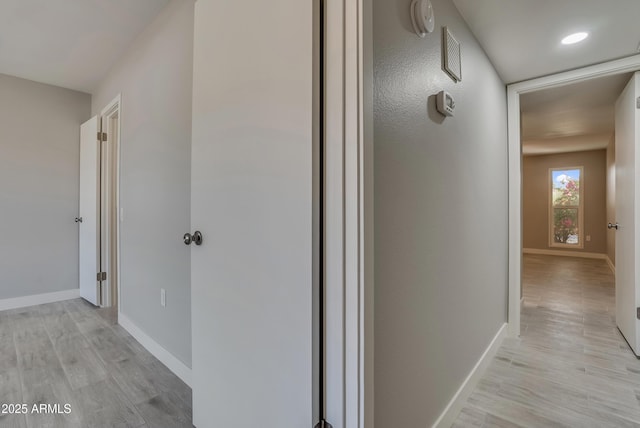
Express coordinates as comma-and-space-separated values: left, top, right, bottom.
553, 208, 578, 244
552, 172, 580, 245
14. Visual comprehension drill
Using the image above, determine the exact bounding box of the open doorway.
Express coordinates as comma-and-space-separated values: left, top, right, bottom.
519, 74, 629, 328
78, 96, 121, 311
507, 56, 640, 344
100, 96, 121, 313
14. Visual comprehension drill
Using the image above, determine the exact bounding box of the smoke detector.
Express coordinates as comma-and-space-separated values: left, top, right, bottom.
411, 0, 435, 38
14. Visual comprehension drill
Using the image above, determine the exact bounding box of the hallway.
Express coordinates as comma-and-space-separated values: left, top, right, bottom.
454, 255, 640, 427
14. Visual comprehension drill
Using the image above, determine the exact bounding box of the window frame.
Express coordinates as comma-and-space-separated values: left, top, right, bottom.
548, 166, 584, 249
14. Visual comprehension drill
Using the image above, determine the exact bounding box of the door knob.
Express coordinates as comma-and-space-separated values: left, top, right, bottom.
75, 217, 83, 223
183, 231, 203, 246
607, 222, 619, 230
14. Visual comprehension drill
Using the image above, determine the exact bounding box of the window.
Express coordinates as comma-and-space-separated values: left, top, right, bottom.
550, 167, 583, 248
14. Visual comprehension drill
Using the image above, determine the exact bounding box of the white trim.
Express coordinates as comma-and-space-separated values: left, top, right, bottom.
325, 0, 347, 422
507, 79, 522, 337
100, 94, 121, 117
606, 256, 616, 274
118, 313, 192, 387
432, 323, 509, 428
509, 55, 640, 94
523, 248, 608, 260
362, 0, 374, 425
346, 1, 365, 426
0, 289, 80, 312
325, 0, 370, 426
508, 54, 640, 339
100, 94, 122, 313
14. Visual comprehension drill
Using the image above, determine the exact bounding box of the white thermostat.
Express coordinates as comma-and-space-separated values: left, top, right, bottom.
436, 90, 455, 117
411, 0, 435, 38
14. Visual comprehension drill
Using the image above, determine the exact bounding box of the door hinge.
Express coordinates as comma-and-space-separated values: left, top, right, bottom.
314, 420, 333, 428
97, 132, 107, 142
637, 307, 640, 319
97, 272, 107, 281
636, 96, 640, 109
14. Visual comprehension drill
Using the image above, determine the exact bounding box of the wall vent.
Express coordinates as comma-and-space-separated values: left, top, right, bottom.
443, 26, 462, 82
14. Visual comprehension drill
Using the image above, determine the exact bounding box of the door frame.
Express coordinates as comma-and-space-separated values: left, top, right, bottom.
324, 0, 373, 426
507, 55, 640, 337
99, 95, 122, 312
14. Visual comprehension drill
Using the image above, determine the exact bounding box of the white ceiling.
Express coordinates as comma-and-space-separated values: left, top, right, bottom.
520, 72, 631, 155
521, 73, 631, 139
522, 133, 613, 156
452, 0, 638, 156
0, 0, 170, 94
453, 0, 640, 84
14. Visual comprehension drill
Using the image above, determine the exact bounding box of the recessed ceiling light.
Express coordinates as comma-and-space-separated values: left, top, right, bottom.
561, 32, 589, 45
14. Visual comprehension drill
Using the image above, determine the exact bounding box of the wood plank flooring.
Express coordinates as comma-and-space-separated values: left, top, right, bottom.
454, 255, 640, 428
0, 299, 192, 427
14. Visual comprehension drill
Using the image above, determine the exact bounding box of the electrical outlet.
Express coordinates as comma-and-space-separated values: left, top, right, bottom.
586, 235, 591, 242
161, 289, 166, 307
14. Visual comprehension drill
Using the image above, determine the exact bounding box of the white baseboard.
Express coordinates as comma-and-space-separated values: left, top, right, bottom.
605, 256, 615, 274
0, 289, 80, 312
432, 323, 508, 428
118, 313, 192, 387
523, 248, 608, 260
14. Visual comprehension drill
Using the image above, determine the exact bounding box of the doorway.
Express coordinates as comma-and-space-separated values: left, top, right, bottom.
78, 96, 121, 310
100, 96, 121, 311
507, 56, 640, 337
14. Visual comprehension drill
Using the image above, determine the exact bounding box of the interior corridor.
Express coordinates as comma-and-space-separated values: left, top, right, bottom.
454, 255, 640, 427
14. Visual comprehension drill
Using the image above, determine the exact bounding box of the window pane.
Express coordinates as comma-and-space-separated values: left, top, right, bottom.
553, 208, 579, 244
552, 169, 580, 206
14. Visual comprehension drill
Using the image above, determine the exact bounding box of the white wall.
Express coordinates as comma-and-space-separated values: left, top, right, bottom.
91, 0, 194, 367
0, 74, 91, 300
372, 0, 508, 425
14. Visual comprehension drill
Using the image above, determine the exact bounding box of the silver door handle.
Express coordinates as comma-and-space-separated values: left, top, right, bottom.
183, 231, 203, 246
75, 217, 83, 223
608, 222, 619, 230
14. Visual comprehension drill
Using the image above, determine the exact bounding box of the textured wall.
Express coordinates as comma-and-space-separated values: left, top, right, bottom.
373, 0, 509, 425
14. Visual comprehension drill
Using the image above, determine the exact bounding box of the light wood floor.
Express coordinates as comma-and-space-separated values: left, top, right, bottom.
0, 298, 192, 427
454, 254, 640, 428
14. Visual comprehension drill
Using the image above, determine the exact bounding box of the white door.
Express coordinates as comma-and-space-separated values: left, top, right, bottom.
615, 72, 640, 355
79, 116, 100, 306
190, 0, 315, 427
